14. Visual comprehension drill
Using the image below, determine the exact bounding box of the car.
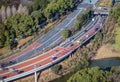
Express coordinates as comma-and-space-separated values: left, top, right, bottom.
70, 43, 73, 46
67, 37, 74, 41
92, 18, 95, 21
77, 40, 81, 44
103, 8, 108, 10
84, 29, 88, 32
69, 42, 73, 46
86, 35, 89, 38
52, 54, 57, 60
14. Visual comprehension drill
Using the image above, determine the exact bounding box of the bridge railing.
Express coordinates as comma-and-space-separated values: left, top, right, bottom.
1, 16, 106, 82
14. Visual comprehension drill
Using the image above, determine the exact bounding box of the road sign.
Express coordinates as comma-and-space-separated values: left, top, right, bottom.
89, 0, 92, 3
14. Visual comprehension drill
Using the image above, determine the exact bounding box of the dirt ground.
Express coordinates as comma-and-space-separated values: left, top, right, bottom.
93, 44, 120, 60
17, 36, 33, 47
99, 0, 112, 7
0, 47, 9, 55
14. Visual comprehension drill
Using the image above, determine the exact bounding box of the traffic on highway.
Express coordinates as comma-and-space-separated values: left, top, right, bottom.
0, 6, 85, 65
0, 0, 109, 81
0, 15, 105, 82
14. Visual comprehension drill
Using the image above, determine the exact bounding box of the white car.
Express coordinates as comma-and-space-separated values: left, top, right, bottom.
92, 18, 95, 21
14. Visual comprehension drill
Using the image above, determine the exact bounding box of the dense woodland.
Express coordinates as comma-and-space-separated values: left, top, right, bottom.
0, 0, 80, 49
110, 4, 120, 50
67, 66, 120, 82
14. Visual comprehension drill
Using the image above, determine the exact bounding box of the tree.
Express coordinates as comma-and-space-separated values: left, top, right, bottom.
0, 24, 5, 48
108, 66, 120, 82
17, 4, 29, 15
67, 67, 109, 82
110, 5, 120, 20
4, 30, 11, 48
11, 5, 17, 15
22, 6, 29, 15
6, 6, 11, 18
17, 4, 23, 14
114, 28, 120, 50
44, 0, 75, 20
74, 21, 80, 31
32, 0, 49, 11
0, 5, 6, 22
61, 29, 71, 38
31, 10, 43, 31
73, 9, 91, 33
32, 0, 40, 11
117, 16, 120, 25
51, 64, 62, 74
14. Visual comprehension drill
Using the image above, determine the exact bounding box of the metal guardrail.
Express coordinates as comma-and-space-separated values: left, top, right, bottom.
1, 16, 106, 82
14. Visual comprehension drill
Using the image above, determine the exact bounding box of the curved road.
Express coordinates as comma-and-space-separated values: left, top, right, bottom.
0, 7, 85, 64
0, 0, 99, 65
0, 16, 105, 82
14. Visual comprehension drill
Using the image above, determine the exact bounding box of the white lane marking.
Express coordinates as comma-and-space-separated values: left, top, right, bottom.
0, 49, 65, 76
0, 8, 84, 75
48, 36, 63, 47
49, 9, 84, 48
6, 47, 63, 68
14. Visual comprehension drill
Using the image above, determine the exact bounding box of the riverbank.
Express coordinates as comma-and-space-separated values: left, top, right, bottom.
93, 44, 120, 60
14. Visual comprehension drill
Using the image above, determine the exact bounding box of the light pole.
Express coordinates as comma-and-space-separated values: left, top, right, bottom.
34, 65, 38, 82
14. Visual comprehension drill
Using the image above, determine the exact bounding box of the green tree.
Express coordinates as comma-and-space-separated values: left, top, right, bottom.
32, 0, 49, 11
61, 29, 71, 38
51, 64, 62, 74
4, 14, 34, 37
113, 28, 120, 50
44, 0, 75, 20
74, 9, 91, 31
117, 16, 120, 25
67, 67, 110, 82
74, 21, 80, 31
108, 66, 120, 82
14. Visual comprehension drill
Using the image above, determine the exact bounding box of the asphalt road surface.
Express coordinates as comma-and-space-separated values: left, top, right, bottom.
61, 16, 99, 48
13, 8, 85, 63
0, 1, 99, 65
0, 16, 105, 82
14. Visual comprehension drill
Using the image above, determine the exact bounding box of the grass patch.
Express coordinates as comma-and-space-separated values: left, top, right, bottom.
113, 27, 120, 50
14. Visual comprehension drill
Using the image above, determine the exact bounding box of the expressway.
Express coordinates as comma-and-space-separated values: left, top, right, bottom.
0, 0, 98, 65
0, 0, 99, 65
0, 16, 105, 82
0, 7, 86, 64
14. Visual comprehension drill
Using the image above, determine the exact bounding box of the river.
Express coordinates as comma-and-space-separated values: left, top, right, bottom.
50, 57, 120, 82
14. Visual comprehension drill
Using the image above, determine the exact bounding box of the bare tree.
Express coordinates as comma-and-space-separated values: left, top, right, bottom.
22, 6, 29, 15
17, 4, 23, 14
11, 5, 17, 15
6, 6, 12, 18
0, 10, 1, 23
0, 5, 6, 22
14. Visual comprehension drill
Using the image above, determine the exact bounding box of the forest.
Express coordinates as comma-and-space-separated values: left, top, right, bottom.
0, 0, 80, 49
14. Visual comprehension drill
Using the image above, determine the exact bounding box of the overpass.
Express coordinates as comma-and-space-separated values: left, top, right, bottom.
0, 16, 106, 82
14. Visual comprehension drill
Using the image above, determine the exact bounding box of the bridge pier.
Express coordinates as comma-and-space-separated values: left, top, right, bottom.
34, 71, 37, 82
